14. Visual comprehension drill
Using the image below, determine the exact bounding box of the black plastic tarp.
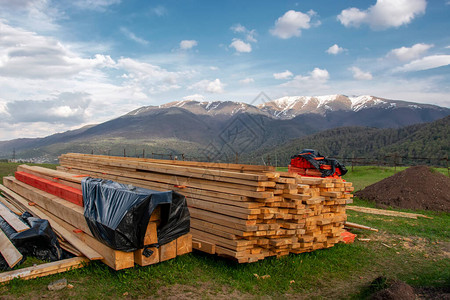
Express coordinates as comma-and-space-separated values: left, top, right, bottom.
0, 212, 63, 271
82, 177, 190, 252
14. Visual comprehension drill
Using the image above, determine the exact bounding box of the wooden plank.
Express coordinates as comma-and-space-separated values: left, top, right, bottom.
176, 233, 192, 256
192, 238, 216, 254
0, 202, 29, 232
1, 177, 103, 261
15, 171, 83, 206
346, 206, 432, 219
189, 207, 258, 230
0, 257, 89, 284
60, 156, 270, 183
143, 222, 158, 245
60, 153, 275, 172
159, 239, 177, 262
0, 229, 23, 268
0, 195, 23, 215
344, 221, 378, 232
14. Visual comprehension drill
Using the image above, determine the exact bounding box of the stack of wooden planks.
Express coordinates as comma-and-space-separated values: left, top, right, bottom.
0, 164, 192, 273
58, 153, 353, 263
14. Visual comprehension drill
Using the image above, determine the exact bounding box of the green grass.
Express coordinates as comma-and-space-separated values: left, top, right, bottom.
0, 163, 449, 299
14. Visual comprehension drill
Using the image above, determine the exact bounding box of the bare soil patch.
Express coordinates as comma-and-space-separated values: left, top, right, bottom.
355, 166, 450, 212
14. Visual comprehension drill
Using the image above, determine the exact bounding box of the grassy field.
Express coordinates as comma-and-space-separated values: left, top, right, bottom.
0, 163, 448, 299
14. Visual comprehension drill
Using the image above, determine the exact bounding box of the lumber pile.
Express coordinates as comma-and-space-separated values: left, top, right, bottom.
0, 164, 192, 273
58, 153, 353, 263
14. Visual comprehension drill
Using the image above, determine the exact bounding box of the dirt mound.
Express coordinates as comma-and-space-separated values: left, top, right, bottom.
355, 166, 450, 212
371, 279, 415, 300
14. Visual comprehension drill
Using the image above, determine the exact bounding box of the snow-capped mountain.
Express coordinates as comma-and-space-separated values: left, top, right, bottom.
128, 95, 447, 120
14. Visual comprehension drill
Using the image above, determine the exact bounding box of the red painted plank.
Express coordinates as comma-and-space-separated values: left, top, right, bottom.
15, 171, 83, 206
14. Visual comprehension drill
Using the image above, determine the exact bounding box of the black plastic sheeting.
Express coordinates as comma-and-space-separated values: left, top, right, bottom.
82, 177, 190, 252
0, 212, 64, 271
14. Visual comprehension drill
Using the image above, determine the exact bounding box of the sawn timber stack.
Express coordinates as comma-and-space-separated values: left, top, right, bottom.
1, 164, 192, 271
59, 153, 353, 263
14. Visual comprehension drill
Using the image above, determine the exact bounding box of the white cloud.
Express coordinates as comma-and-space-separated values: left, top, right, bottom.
230, 24, 257, 43
273, 70, 293, 80
229, 39, 252, 53
394, 55, 450, 72
338, 0, 426, 30
239, 77, 254, 84
281, 68, 329, 87
326, 44, 346, 55
73, 0, 121, 11
151, 5, 167, 16
179, 40, 198, 50
350, 67, 373, 80
5, 92, 91, 124
387, 43, 433, 62
190, 79, 225, 94
230, 24, 246, 33
270, 10, 317, 39
120, 27, 149, 45
0, 20, 115, 78
183, 94, 204, 101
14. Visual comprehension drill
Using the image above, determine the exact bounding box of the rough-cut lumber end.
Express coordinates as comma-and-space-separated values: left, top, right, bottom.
176, 233, 192, 256
0, 257, 89, 284
192, 238, 216, 254
159, 239, 177, 262
134, 247, 159, 266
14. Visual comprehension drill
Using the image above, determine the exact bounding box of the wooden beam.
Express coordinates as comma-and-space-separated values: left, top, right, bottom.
344, 221, 378, 232
0, 195, 23, 216
0, 257, 89, 284
15, 171, 83, 206
0, 229, 23, 268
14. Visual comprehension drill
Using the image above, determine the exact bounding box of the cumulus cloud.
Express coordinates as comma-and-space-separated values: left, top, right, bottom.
281, 68, 329, 89
326, 44, 346, 55
229, 38, 252, 53
387, 43, 433, 61
350, 67, 373, 80
183, 94, 204, 101
5, 92, 91, 124
270, 10, 318, 39
338, 0, 426, 30
239, 77, 254, 84
273, 70, 293, 80
394, 55, 450, 72
120, 27, 149, 45
190, 79, 225, 93
231, 24, 257, 42
179, 40, 198, 50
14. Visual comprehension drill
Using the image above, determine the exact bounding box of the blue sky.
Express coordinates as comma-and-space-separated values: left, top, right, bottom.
0, 0, 449, 140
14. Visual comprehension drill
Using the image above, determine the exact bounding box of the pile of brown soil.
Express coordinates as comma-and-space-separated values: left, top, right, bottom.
371, 279, 415, 300
355, 166, 450, 212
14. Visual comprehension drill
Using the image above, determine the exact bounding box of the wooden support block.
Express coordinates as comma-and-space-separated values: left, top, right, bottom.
176, 233, 192, 256
0, 229, 23, 268
134, 247, 159, 266
160, 239, 177, 262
